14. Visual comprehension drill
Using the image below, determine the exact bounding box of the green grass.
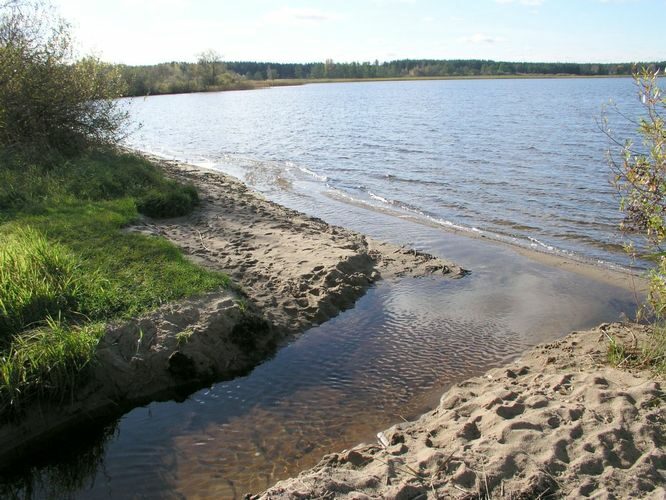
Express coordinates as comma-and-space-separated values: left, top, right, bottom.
0, 147, 228, 416
644, 326, 666, 376
0, 227, 87, 339
0, 317, 104, 416
606, 326, 666, 377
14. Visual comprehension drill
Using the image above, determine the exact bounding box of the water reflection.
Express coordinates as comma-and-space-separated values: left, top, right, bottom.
5, 259, 635, 498
0, 422, 118, 500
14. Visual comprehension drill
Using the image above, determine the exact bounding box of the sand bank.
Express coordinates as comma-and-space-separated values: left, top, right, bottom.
253, 323, 664, 499
131, 157, 466, 334
0, 156, 465, 468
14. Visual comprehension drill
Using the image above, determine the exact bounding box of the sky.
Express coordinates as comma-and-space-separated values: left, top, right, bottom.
52, 0, 665, 66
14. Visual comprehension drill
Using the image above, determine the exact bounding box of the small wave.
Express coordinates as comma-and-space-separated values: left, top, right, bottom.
292, 163, 328, 182
528, 237, 555, 252
344, 185, 430, 215
331, 187, 480, 237
429, 218, 475, 233
130, 145, 177, 161
368, 191, 390, 204
192, 158, 218, 170
126, 144, 222, 173
326, 186, 629, 270
382, 173, 444, 187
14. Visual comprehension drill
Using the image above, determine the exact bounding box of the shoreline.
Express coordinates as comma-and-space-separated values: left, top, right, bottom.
254, 322, 665, 499
138, 145, 644, 296
134, 156, 468, 335
0, 155, 466, 469
322, 185, 645, 294
122, 74, 637, 98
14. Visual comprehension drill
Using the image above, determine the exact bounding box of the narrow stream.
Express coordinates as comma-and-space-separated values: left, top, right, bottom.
2, 198, 638, 499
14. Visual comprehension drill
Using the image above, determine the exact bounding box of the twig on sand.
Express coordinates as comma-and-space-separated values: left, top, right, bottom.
629, 328, 638, 349
482, 464, 492, 499
374, 455, 424, 482
429, 450, 457, 498
197, 230, 210, 251
452, 484, 471, 494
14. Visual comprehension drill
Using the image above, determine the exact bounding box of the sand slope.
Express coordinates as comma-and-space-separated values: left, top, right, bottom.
132, 158, 466, 334
254, 323, 665, 499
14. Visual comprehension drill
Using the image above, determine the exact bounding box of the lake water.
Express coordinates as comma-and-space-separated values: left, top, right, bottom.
127, 77, 643, 269
2, 78, 645, 498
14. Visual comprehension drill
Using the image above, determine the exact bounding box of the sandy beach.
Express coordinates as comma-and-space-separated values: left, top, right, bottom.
135, 159, 664, 499
131, 157, 467, 334
0, 156, 465, 467
254, 322, 665, 499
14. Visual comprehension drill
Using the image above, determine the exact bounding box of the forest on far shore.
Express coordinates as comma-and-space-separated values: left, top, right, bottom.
119, 58, 666, 97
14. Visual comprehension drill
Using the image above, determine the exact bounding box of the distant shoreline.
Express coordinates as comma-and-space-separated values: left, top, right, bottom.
121, 73, 637, 98
264, 73, 635, 85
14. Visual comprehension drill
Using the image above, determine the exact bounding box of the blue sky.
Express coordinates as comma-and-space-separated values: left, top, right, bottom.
53, 0, 665, 65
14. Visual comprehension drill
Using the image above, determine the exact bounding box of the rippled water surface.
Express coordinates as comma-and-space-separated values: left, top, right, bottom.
127, 77, 641, 268
2, 79, 643, 499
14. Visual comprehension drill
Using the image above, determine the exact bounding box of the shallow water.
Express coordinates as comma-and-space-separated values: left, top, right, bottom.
4, 209, 637, 499
1, 79, 643, 499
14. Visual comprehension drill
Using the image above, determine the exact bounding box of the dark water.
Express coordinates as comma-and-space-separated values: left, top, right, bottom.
127, 77, 642, 269
2, 79, 643, 499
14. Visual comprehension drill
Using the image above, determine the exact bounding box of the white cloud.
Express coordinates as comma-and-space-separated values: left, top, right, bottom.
261, 7, 340, 25
495, 0, 544, 5
372, 0, 418, 5
459, 33, 505, 44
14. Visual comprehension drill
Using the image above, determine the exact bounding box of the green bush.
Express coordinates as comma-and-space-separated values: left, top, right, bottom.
0, 226, 87, 341
0, 1, 127, 154
610, 70, 665, 313
137, 183, 199, 218
607, 69, 666, 375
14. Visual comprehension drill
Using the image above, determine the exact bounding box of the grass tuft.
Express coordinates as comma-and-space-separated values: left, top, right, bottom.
606, 326, 666, 377
0, 227, 90, 341
137, 183, 199, 218
0, 317, 104, 418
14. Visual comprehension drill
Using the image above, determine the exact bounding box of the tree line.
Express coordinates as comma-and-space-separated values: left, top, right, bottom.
226, 59, 666, 81
118, 58, 666, 97
119, 52, 254, 97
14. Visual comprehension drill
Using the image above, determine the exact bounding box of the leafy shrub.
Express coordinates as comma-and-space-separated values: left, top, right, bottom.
137, 183, 199, 218
609, 70, 666, 317
607, 69, 666, 375
0, 1, 127, 154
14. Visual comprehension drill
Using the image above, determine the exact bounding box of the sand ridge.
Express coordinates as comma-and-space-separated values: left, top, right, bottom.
253, 323, 665, 499
131, 157, 467, 334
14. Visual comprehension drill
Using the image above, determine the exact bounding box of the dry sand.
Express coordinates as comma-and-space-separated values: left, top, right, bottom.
131, 157, 467, 334
253, 323, 665, 499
